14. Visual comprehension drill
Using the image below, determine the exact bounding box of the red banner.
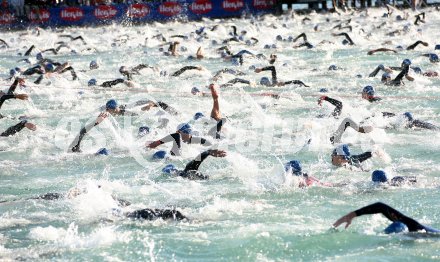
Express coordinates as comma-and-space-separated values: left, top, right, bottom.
0, 11, 15, 24
94, 5, 118, 19
190, 0, 213, 14
29, 9, 50, 22
252, 0, 275, 9
222, 0, 244, 12
60, 7, 84, 22
158, 2, 182, 16
128, 4, 150, 18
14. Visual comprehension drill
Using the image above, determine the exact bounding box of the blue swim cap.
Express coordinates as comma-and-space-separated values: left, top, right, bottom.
276, 35, 283, 41
435, 44, 440, 50
138, 126, 150, 137
245, 40, 252, 46
194, 112, 204, 120
177, 123, 192, 134
238, 36, 244, 41
260, 77, 271, 86
328, 65, 338, 71
162, 164, 177, 174
284, 160, 302, 175
211, 40, 218, 45
342, 39, 349, 45
90, 60, 98, 69
180, 46, 188, 52
231, 57, 240, 66
36, 52, 43, 60
88, 78, 97, 86
152, 150, 167, 160
271, 44, 277, 49
402, 59, 411, 66
319, 88, 328, 93
372, 170, 388, 183
403, 112, 413, 121
396, 45, 403, 50
287, 36, 294, 42
429, 53, 439, 63
334, 144, 351, 158
158, 47, 164, 52
362, 85, 375, 96
191, 87, 200, 95
9, 69, 16, 76
384, 221, 408, 234
264, 44, 271, 49
45, 63, 54, 72
15, 67, 21, 72
106, 99, 118, 110
381, 72, 391, 82
396, 15, 403, 21
412, 66, 422, 74
96, 148, 109, 156
248, 65, 256, 70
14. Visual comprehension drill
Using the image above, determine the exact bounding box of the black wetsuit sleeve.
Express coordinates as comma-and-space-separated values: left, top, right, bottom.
382, 112, 396, 118
324, 97, 343, 116
1, 120, 27, 137
406, 41, 424, 50
390, 67, 409, 85
183, 150, 210, 172
60, 66, 78, 80
354, 202, 425, 232
126, 208, 186, 220
410, 120, 439, 130
0, 94, 16, 110
24, 45, 35, 56
283, 80, 309, 87
171, 66, 199, 77
260, 66, 277, 84
101, 79, 125, 88
293, 33, 307, 42
71, 127, 88, 152
227, 78, 250, 85
7, 79, 20, 94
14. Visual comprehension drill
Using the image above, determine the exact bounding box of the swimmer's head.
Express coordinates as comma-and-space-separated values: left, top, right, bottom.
428, 53, 439, 63
382, 13, 388, 17
342, 39, 349, 45
231, 57, 240, 66
90, 60, 99, 70
284, 160, 302, 176
96, 148, 109, 156
105, 99, 118, 110
396, 45, 404, 50
319, 88, 328, 93
248, 65, 256, 70
412, 66, 422, 74
362, 85, 375, 97
194, 112, 204, 120
328, 65, 338, 71
402, 59, 411, 67
119, 66, 128, 74
88, 78, 97, 86
191, 87, 200, 95
15, 67, 21, 73
435, 44, 440, 50
403, 112, 414, 121
152, 150, 167, 160
45, 63, 55, 72
384, 221, 408, 234
271, 44, 277, 49
287, 36, 294, 42
245, 40, 252, 46
396, 15, 403, 21
177, 123, 192, 135
381, 72, 391, 82
276, 35, 283, 41
138, 126, 150, 137
372, 170, 388, 183
180, 46, 188, 52
333, 144, 351, 159
259, 77, 271, 86
36, 52, 43, 61
162, 164, 178, 175
9, 69, 16, 77
211, 40, 218, 45
264, 44, 271, 49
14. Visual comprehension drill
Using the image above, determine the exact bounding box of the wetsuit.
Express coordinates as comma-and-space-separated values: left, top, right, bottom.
333, 32, 355, 45
354, 202, 439, 233
155, 133, 211, 156
407, 40, 427, 50
171, 66, 200, 77
126, 208, 186, 220
321, 96, 343, 117
0, 120, 28, 137
101, 79, 125, 88
332, 148, 372, 167
260, 66, 308, 87
387, 65, 410, 86
220, 78, 250, 88
175, 150, 214, 180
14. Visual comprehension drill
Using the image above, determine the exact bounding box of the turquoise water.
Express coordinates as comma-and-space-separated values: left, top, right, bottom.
1, 7, 440, 261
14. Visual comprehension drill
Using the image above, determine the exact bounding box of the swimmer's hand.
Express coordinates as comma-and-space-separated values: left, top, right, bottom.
317, 95, 327, 106
333, 211, 356, 229
95, 112, 109, 125
15, 94, 28, 100
25, 122, 37, 131
254, 68, 262, 73
147, 140, 162, 149
208, 149, 227, 157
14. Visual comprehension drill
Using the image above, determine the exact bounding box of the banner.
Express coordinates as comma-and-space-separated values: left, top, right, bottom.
0, 0, 276, 29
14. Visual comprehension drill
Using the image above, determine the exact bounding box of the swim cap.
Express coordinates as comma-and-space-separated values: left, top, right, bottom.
195, 27, 205, 34
177, 123, 192, 134
191, 87, 200, 95
271, 44, 277, 49
15, 67, 21, 73
372, 170, 387, 183
356, 74, 362, 78
382, 13, 388, 17
248, 65, 256, 70
138, 126, 150, 137
381, 72, 391, 82
238, 36, 244, 41
287, 36, 294, 42
88, 78, 97, 86
119, 66, 128, 73
334, 144, 351, 158
96, 148, 109, 156
409, 66, 422, 75
319, 88, 328, 93
264, 44, 271, 49
403, 25, 410, 32
260, 77, 271, 86
162, 164, 177, 174
245, 40, 252, 46
105, 99, 118, 110
435, 44, 440, 50
276, 35, 283, 41
9, 69, 16, 76
384, 221, 408, 234
396, 15, 403, 21
429, 53, 439, 63
36, 52, 43, 60
160, 70, 167, 77
180, 46, 188, 52
194, 112, 204, 120
342, 39, 349, 45
402, 59, 411, 66
328, 65, 338, 71
152, 150, 167, 160
45, 63, 54, 72
211, 40, 218, 45
396, 45, 403, 50
90, 60, 98, 70
362, 86, 375, 96
403, 112, 413, 121
284, 160, 302, 175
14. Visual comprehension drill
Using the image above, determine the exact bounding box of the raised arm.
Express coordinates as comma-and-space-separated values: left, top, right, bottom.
183, 150, 226, 172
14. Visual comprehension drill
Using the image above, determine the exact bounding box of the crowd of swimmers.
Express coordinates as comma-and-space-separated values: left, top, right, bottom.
1, 5, 440, 235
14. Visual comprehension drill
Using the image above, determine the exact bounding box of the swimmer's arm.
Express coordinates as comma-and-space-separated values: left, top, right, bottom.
189, 136, 212, 147
101, 79, 125, 88
369, 65, 386, 77
406, 40, 428, 50
183, 149, 226, 172
171, 66, 201, 77
367, 48, 397, 55
256, 66, 277, 83
24, 45, 35, 56
147, 133, 179, 148
318, 96, 343, 115
69, 113, 108, 152
292, 33, 307, 42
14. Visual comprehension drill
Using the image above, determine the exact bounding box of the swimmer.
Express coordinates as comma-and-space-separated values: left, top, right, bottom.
88, 78, 134, 88
317, 95, 343, 117
147, 123, 212, 156
421, 53, 439, 63
332, 33, 355, 45
212, 68, 246, 81
387, 112, 440, 130
161, 149, 227, 180
406, 40, 428, 50
69, 99, 135, 152
171, 66, 203, 77
139, 100, 179, 116
371, 170, 416, 186
119, 64, 156, 80
367, 48, 397, 55
254, 66, 309, 87
125, 208, 186, 221
187, 47, 204, 60
284, 160, 333, 187
331, 144, 372, 168
1, 120, 36, 137
0, 39, 9, 48
333, 202, 439, 233
219, 78, 252, 88
59, 34, 87, 45
361, 86, 381, 102
329, 117, 373, 144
